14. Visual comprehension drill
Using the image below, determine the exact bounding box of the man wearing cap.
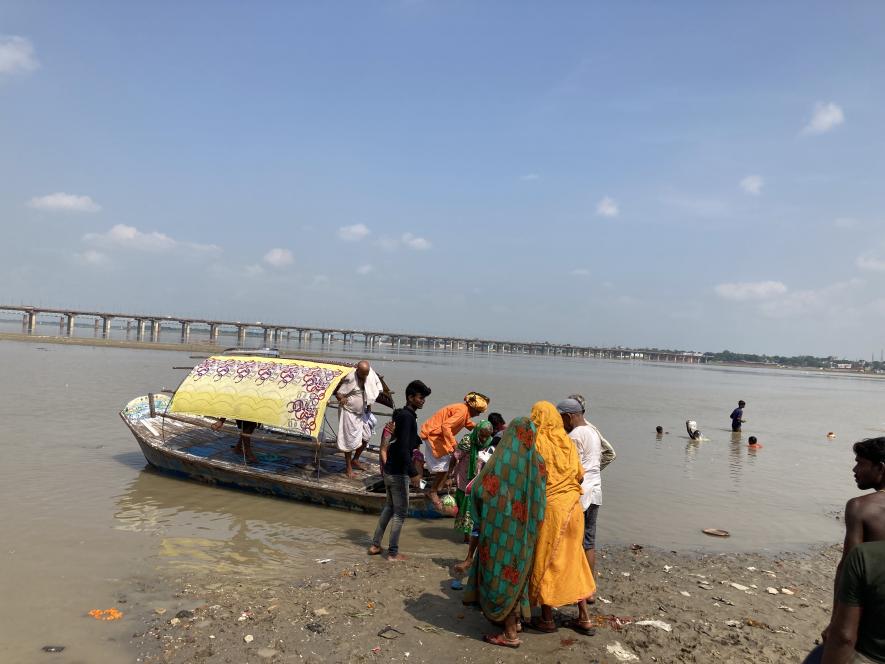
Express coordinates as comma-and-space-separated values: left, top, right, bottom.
558, 397, 603, 597
419, 392, 489, 511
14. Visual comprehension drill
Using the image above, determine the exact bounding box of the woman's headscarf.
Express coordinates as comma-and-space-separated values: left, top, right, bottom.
463, 417, 547, 621
468, 419, 493, 448
530, 401, 584, 499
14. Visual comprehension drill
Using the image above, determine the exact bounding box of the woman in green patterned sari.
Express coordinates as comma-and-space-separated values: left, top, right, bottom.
462, 416, 547, 648
452, 419, 494, 536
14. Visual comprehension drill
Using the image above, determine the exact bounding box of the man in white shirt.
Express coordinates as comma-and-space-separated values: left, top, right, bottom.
557, 398, 603, 591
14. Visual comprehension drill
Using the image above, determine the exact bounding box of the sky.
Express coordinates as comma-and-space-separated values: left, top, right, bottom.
1, 2, 884, 358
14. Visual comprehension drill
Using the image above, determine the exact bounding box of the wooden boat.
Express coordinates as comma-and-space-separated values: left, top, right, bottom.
120, 354, 445, 518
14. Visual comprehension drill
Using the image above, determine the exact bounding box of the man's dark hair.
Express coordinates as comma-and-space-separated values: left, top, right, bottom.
656, 425, 663, 434
853, 437, 885, 464
738, 400, 746, 407
405, 380, 431, 398
748, 436, 757, 444
488, 412, 505, 429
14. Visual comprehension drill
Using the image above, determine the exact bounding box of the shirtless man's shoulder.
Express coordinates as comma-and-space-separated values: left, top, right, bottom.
845, 491, 885, 543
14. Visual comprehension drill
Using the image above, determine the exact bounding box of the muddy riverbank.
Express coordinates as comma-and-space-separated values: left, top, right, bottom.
130, 543, 838, 663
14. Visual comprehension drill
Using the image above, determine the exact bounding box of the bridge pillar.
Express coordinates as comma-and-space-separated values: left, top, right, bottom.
65, 314, 75, 336
209, 323, 219, 344
135, 319, 146, 341
101, 317, 112, 339
151, 320, 161, 342
237, 325, 246, 347
180, 322, 191, 343
262, 327, 270, 347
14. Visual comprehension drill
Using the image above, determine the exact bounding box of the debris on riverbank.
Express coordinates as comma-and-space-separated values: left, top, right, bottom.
131, 544, 839, 663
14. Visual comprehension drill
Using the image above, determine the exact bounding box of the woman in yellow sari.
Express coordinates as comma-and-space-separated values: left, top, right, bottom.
527, 401, 596, 635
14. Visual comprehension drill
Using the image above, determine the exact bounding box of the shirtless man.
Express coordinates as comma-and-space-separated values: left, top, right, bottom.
821, 437, 885, 645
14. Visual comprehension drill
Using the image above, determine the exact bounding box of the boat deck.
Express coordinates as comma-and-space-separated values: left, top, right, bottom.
132, 414, 385, 490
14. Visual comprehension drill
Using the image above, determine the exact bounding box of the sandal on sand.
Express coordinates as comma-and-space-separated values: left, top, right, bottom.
483, 633, 521, 648
527, 617, 557, 633
366, 545, 383, 555
564, 618, 596, 636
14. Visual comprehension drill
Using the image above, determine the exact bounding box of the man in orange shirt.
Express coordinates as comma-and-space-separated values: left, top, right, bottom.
420, 392, 489, 510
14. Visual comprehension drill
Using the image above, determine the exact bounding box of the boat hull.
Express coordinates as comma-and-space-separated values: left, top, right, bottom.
120, 401, 447, 519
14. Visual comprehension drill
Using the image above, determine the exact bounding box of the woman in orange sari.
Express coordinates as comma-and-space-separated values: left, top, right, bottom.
527, 401, 596, 635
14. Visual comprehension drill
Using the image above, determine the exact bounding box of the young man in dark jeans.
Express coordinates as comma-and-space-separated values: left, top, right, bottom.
368, 379, 431, 562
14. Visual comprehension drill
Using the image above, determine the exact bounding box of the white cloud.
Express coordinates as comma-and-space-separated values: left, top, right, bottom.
739, 175, 764, 196
758, 279, 863, 319
520, 173, 540, 181
75, 250, 108, 266
337, 223, 370, 241
715, 281, 788, 301
570, 268, 590, 277
856, 254, 885, 272
311, 275, 330, 287
834, 217, 858, 229
802, 101, 845, 135
401, 233, 431, 250
0, 36, 38, 75
356, 264, 374, 275
29, 192, 101, 212
83, 224, 220, 253
596, 196, 619, 218
263, 248, 294, 268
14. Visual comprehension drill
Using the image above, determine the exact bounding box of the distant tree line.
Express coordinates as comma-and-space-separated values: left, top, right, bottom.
705, 350, 885, 371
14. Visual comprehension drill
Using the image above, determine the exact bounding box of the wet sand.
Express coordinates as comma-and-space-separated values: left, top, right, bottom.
130, 543, 838, 663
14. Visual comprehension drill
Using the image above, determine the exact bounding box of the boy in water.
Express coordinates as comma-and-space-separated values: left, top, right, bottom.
730, 400, 746, 432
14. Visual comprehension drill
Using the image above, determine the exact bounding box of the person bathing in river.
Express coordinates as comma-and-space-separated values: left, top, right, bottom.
420, 392, 489, 510
730, 400, 746, 432
335, 360, 384, 478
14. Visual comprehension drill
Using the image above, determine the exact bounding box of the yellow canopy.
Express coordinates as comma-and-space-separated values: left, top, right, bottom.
170, 355, 352, 439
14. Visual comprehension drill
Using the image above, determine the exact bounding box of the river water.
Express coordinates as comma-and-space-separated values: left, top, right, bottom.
1, 334, 881, 661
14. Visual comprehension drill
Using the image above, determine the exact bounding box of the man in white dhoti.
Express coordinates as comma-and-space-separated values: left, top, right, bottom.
335, 360, 384, 478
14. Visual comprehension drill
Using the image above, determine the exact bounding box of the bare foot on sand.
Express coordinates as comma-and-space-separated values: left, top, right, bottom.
366, 545, 383, 555
453, 560, 472, 576
351, 460, 366, 471
387, 553, 408, 562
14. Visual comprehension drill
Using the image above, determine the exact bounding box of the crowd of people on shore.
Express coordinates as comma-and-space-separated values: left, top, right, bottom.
333, 361, 885, 660
335, 361, 614, 648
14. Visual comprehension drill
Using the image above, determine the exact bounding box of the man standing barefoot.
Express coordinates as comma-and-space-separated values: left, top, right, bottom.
558, 398, 603, 599
420, 392, 488, 510
335, 360, 384, 478
368, 380, 431, 562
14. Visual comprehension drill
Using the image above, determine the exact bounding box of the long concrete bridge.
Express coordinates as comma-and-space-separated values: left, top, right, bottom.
0, 304, 706, 363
